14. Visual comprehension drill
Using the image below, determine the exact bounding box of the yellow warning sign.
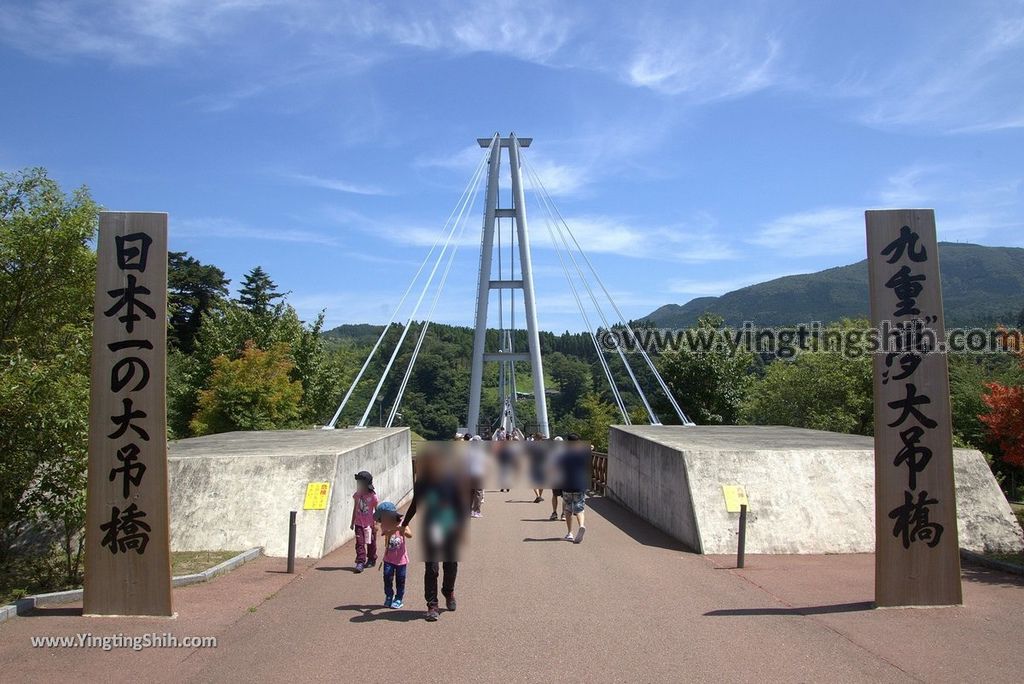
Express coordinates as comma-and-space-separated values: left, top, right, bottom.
304, 482, 331, 510
722, 485, 748, 513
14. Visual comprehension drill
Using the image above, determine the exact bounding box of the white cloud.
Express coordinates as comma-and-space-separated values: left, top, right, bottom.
284, 172, 388, 196
348, 0, 575, 63
665, 272, 789, 298
0, 0, 283, 65
416, 144, 490, 172
876, 164, 948, 207
841, 7, 1024, 133
174, 216, 343, 247
624, 17, 782, 100
752, 162, 1024, 258
750, 207, 864, 257
530, 213, 739, 263
0, 0, 789, 110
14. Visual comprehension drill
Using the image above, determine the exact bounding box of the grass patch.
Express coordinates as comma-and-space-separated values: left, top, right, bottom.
171, 550, 242, 576
1, 549, 242, 605
988, 552, 1024, 566
1011, 503, 1023, 531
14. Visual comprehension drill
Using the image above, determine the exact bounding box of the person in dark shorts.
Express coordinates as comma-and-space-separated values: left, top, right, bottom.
558, 434, 590, 543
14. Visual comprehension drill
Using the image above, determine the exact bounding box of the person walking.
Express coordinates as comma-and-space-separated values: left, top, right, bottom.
557, 435, 590, 543
402, 446, 468, 621
350, 471, 378, 571
374, 501, 411, 609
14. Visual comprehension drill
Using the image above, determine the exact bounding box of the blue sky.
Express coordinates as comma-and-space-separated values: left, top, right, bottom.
1, 0, 1022, 332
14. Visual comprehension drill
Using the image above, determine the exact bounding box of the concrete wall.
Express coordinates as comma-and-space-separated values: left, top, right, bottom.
608, 427, 702, 552
169, 428, 412, 558
608, 425, 1023, 555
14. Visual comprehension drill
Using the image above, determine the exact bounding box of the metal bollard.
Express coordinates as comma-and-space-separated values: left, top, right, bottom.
287, 510, 297, 574
737, 504, 747, 569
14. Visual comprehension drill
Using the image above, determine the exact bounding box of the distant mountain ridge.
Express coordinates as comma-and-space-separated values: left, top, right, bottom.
643, 243, 1024, 329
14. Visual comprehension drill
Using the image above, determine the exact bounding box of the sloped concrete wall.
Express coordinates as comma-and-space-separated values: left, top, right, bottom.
608, 425, 1023, 555
608, 427, 703, 552
169, 428, 412, 558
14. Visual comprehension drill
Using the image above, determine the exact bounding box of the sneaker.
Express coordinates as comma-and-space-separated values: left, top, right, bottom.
426, 606, 439, 622
561, 511, 568, 520
548, 512, 558, 521
564, 532, 574, 542
443, 592, 457, 611
533, 496, 543, 503
365, 559, 376, 568
384, 596, 393, 607
391, 598, 403, 609
574, 526, 586, 544
355, 562, 364, 573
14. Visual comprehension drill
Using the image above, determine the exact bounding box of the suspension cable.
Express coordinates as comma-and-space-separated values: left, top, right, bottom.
356, 141, 492, 427
386, 161, 485, 427
524, 166, 629, 423
524, 153, 694, 426
323, 147, 491, 429
524, 160, 657, 424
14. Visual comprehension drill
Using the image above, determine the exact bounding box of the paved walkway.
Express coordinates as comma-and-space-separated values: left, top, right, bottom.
2, 492, 1022, 682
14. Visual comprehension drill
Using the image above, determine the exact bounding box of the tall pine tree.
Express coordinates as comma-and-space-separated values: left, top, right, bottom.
237, 265, 284, 315
168, 251, 229, 352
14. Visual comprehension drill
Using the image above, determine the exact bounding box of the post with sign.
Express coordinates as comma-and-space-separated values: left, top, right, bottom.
866, 209, 962, 607
83, 212, 173, 616
722, 485, 749, 568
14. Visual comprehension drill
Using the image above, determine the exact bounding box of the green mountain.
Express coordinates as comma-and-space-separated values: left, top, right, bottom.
644, 243, 1024, 328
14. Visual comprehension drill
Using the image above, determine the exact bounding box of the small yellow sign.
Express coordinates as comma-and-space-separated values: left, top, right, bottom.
304, 482, 331, 510
722, 485, 749, 513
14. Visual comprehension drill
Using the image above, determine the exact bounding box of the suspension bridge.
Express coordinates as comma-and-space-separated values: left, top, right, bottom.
323, 133, 693, 438
6, 135, 1023, 684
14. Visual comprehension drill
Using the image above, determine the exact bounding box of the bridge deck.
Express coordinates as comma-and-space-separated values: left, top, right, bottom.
2, 493, 1022, 682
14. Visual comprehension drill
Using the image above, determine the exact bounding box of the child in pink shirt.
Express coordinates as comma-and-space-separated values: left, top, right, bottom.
374, 501, 411, 609
350, 471, 378, 572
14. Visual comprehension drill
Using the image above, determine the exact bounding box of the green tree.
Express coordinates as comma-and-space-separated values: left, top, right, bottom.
558, 392, 618, 450
741, 321, 873, 434
547, 351, 593, 417
0, 168, 97, 357
191, 342, 304, 435
0, 168, 96, 577
655, 314, 754, 424
237, 265, 284, 315
168, 251, 229, 353
169, 275, 340, 436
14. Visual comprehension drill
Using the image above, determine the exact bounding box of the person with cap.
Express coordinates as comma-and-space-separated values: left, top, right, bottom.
350, 471, 379, 572
374, 501, 412, 609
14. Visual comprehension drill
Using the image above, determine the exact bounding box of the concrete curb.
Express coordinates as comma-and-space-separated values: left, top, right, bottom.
960, 548, 1024, 576
0, 547, 262, 624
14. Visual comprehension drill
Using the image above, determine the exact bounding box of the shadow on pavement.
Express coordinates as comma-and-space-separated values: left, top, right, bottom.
316, 566, 360, 573
521, 518, 558, 522
335, 604, 424, 623
586, 497, 692, 553
960, 564, 1024, 588
705, 601, 875, 616
523, 537, 565, 542
18, 606, 83, 617
504, 499, 538, 504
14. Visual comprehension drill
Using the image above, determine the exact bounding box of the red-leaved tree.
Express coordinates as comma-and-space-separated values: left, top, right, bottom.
980, 328, 1024, 467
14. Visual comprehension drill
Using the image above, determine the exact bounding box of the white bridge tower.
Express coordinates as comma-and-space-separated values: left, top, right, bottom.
466, 133, 549, 437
